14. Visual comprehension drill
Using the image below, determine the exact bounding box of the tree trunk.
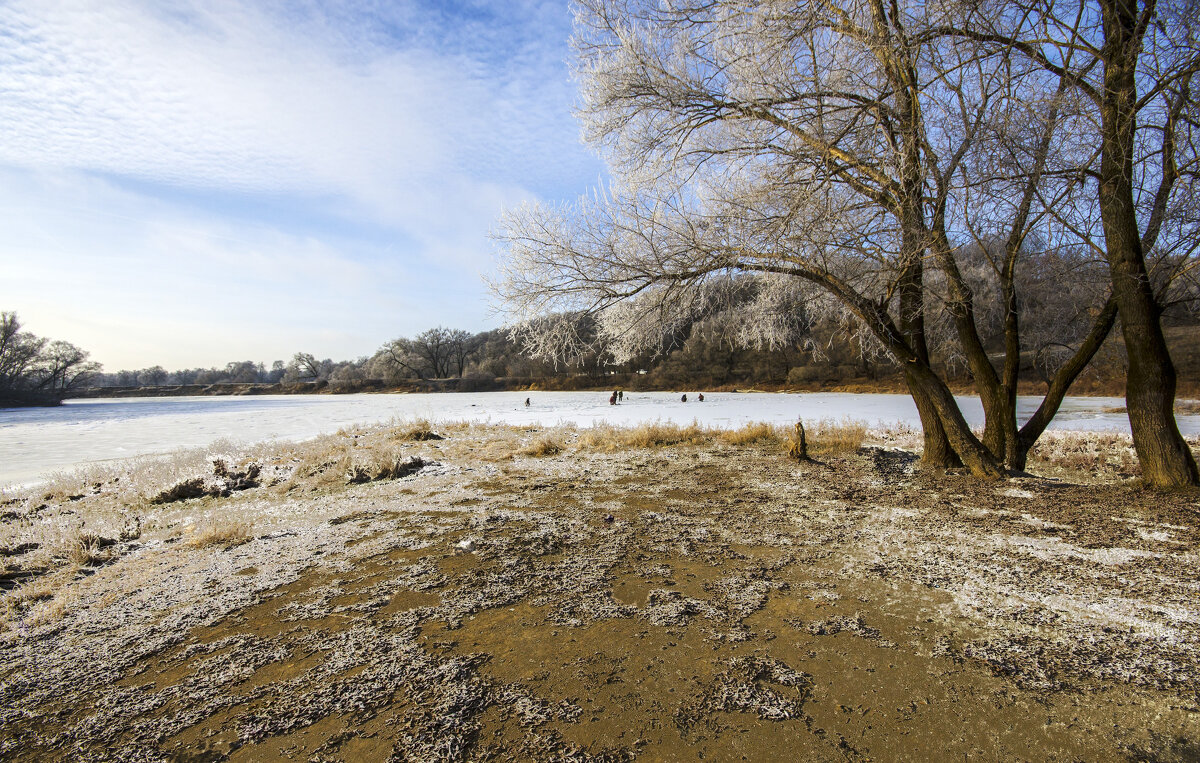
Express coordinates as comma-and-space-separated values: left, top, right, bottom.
930, 230, 1013, 463
1098, 0, 1199, 487
905, 367, 962, 468
897, 253, 960, 468
909, 363, 1004, 479
1014, 298, 1119, 471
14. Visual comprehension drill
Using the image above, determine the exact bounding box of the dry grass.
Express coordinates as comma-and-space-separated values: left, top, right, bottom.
1027, 431, 1143, 480
808, 418, 869, 455
389, 419, 445, 442
346, 455, 426, 484
720, 422, 783, 446
187, 519, 252, 549
68, 532, 117, 566
579, 421, 714, 451
4, 577, 55, 612
519, 436, 565, 457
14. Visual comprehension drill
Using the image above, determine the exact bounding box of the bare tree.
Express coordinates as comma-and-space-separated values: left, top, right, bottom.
447, 329, 481, 378
495, 0, 1112, 478
937, 0, 1200, 485
376, 338, 429, 380
0, 312, 101, 403
34, 341, 100, 393
139, 366, 168, 386
0, 312, 45, 393
291, 352, 326, 382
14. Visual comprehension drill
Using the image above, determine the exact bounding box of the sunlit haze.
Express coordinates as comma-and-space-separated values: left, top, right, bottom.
0, 0, 603, 370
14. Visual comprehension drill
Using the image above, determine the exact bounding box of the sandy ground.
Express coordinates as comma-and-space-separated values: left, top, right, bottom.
1, 424, 1198, 761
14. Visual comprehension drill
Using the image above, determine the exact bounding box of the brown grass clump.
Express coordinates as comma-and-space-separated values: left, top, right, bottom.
720, 422, 783, 446
519, 436, 564, 457
68, 532, 117, 567
809, 419, 868, 455
346, 455, 426, 484
188, 519, 252, 549
578, 421, 713, 450
1027, 432, 1142, 480
391, 419, 444, 442
7, 578, 79, 628
5, 578, 55, 616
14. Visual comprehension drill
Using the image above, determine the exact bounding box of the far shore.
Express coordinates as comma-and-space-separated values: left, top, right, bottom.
69, 375, 1200, 401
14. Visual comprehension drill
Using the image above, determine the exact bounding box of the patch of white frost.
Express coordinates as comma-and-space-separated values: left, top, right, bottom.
998, 534, 1158, 565
1000, 488, 1035, 499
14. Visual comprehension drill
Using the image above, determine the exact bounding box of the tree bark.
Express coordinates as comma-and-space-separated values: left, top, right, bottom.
1098, 0, 1199, 487
896, 253, 961, 468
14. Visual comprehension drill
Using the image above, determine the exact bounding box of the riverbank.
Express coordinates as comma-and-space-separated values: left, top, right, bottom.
1, 422, 1197, 760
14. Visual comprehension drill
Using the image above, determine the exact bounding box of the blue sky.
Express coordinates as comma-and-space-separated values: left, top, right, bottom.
0, 0, 603, 370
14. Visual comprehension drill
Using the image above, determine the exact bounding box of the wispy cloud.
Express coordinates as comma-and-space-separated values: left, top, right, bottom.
0, 0, 591, 196
0, 0, 603, 369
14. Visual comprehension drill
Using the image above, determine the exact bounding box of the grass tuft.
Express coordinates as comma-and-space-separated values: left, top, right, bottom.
391, 419, 445, 442
720, 422, 783, 446
346, 455, 427, 484
809, 419, 868, 455
1027, 431, 1143, 480
580, 421, 713, 450
520, 436, 564, 457
188, 519, 252, 549
68, 532, 116, 567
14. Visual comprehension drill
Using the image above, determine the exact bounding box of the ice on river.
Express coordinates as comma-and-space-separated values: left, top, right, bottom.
2, 390, 1195, 486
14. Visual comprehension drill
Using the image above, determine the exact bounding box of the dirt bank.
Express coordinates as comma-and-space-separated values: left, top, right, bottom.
1, 423, 1198, 761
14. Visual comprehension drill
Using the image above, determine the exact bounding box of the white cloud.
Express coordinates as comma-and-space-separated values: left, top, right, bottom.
0, 169, 496, 369
0, 1, 595, 197
0, 0, 605, 368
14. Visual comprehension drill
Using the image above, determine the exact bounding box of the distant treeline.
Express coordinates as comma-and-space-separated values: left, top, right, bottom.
1, 312, 101, 406
87, 313, 1200, 397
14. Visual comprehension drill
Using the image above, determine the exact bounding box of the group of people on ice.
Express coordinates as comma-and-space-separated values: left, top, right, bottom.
608, 390, 704, 405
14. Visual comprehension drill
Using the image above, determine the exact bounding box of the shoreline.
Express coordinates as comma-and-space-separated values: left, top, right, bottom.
70, 375, 1200, 401
5, 390, 1198, 488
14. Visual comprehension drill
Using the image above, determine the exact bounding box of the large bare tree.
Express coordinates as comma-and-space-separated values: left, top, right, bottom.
495, 0, 1160, 478
934, 0, 1200, 485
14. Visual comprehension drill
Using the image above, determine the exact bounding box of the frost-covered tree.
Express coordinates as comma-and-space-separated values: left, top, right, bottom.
139, 365, 168, 386
494, 0, 1135, 477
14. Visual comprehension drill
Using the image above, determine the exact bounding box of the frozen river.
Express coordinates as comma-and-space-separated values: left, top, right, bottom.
2, 390, 1196, 486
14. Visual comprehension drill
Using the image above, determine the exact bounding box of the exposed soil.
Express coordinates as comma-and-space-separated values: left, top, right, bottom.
1, 427, 1198, 761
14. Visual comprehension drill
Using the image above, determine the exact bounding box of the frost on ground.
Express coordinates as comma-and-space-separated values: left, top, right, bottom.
1, 421, 1198, 761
